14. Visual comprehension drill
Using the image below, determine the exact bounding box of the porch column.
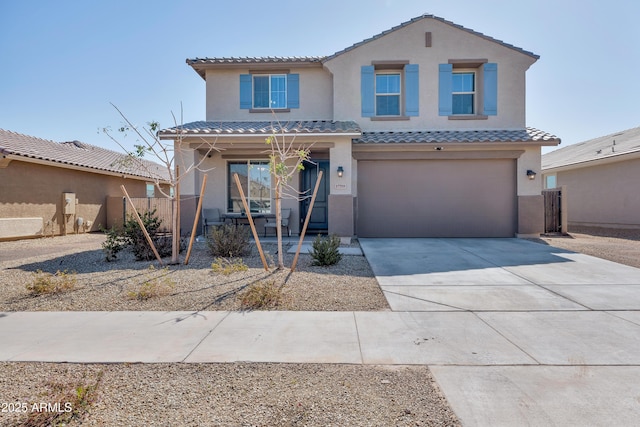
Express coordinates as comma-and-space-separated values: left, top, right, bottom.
516, 147, 544, 238
328, 138, 355, 239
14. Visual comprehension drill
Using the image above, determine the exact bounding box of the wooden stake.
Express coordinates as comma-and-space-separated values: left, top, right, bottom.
120, 185, 163, 266
184, 174, 207, 265
233, 173, 269, 271
291, 170, 323, 272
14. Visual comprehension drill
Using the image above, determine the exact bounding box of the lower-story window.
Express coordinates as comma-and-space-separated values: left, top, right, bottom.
228, 161, 272, 213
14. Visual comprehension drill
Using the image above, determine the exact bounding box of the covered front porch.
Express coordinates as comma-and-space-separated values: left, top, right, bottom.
159, 120, 360, 239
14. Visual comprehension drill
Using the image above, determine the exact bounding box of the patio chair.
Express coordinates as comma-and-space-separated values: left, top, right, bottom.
202, 208, 225, 236
264, 208, 291, 237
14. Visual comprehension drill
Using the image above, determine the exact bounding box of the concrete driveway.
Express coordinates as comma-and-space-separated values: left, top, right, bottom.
359, 238, 640, 426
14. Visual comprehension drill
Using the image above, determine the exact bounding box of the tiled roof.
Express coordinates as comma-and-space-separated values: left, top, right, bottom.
159, 120, 362, 136
325, 14, 539, 62
186, 14, 538, 73
542, 125, 640, 170
0, 129, 169, 181
354, 128, 559, 144
187, 57, 324, 65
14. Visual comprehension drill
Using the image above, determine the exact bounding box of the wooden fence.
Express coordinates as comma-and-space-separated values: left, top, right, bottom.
107, 197, 173, 232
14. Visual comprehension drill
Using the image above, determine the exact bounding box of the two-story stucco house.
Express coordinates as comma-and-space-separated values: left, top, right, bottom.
160, 14, 560, 239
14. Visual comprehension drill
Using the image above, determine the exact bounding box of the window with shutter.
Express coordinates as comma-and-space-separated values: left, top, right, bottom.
361, 63, 419, 119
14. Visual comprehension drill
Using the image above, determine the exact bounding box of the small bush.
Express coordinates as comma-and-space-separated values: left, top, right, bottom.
127, 266, 175, 301
309, 234, 343, 266
101, 209, 185, 261
239, 280, 282, 309
211, 257, 249, 275
207, 224, 251, 257
102, 225, 127, 261
27, 270, 77, 295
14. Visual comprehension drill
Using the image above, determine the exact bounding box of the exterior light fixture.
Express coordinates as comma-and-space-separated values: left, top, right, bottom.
337, 166, 344, 178
526, 170, 537, 180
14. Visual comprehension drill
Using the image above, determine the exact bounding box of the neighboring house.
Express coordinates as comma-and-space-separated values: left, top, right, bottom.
0, 129, 169, 240
160, 14, 559, 238
542, 125, 640, 230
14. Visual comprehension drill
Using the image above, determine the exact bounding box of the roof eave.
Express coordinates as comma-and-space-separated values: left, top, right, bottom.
186, 58, 325, 80
543, 148, 640, 173
4, 153, 170, 183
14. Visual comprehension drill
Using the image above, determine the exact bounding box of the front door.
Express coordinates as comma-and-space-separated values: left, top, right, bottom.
300, 160, 329, 232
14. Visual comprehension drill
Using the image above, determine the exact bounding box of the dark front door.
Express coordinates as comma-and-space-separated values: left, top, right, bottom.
300, 160, 329, 232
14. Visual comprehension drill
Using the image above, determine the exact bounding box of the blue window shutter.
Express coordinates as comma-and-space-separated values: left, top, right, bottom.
361, 65, 375, 117
483, 63, 498, 116
404, 64, 419, 116
438, 64, 452, 116
287, 74, 299, 109
239, 74, 252, 109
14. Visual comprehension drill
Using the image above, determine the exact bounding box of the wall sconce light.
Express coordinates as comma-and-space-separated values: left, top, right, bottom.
526, 170, 537, 180
337, 166, 344, 178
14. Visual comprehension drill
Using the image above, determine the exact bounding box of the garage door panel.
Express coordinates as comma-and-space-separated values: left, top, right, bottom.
357, 159, 516, 237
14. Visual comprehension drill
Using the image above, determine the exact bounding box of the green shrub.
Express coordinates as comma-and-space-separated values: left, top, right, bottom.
102, 225, 127, 261
101, 209, 184, 261
309, 234, 343, 266
211, 257, 249, 275
239, 280, 282, 309
207, 224, 251, 257
27, 270, 77, 295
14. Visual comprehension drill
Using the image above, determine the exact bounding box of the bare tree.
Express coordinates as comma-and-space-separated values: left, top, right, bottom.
103, 103, 218, 264
265, 120, 313, 269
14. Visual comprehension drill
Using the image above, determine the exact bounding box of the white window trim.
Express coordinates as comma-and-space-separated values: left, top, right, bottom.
375, 71, 402, 116
252, 74, 287, 109
452, 69, 476, 115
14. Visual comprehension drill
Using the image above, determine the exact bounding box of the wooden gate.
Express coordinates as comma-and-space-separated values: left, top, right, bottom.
543, 188, 562, 234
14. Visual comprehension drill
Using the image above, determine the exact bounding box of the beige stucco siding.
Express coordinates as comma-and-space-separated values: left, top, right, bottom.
205, 67, 333, 121
0, 160, 148, 238
555, 158, 640, 228
324, 17, 535, 131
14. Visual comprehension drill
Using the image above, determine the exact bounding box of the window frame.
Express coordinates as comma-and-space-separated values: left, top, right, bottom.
375, 71, 402, 116
252, 74, 287, 110
227, 160, 272, 214
451, 70, 476, 115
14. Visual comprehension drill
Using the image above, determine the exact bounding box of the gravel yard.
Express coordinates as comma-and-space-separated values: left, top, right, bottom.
0, 233, 389, 312
0, 363, 460, 426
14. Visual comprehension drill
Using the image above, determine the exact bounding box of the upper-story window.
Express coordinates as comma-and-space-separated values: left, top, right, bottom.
361, 63, 419, 119
253, 74, 287, 109
375, 72, 401, 116
452, 71, 475, 115
240, 73, 299, 111
439, 62, 497, 118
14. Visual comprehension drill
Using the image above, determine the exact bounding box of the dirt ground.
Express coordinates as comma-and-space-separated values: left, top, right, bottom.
534, 226, 640, 269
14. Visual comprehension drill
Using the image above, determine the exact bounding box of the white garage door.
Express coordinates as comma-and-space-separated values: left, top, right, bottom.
357, 159, 517, 237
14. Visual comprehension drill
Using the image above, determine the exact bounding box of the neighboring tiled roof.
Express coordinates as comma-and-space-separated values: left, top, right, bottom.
542, 125, 640, 170
0, 129, 170, 181
325, 14, 539, 62
354, 128, 559, 144
159, 120, 362, 136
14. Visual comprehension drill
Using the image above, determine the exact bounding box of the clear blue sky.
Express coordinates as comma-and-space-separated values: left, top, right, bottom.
1, 0, 638, 154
